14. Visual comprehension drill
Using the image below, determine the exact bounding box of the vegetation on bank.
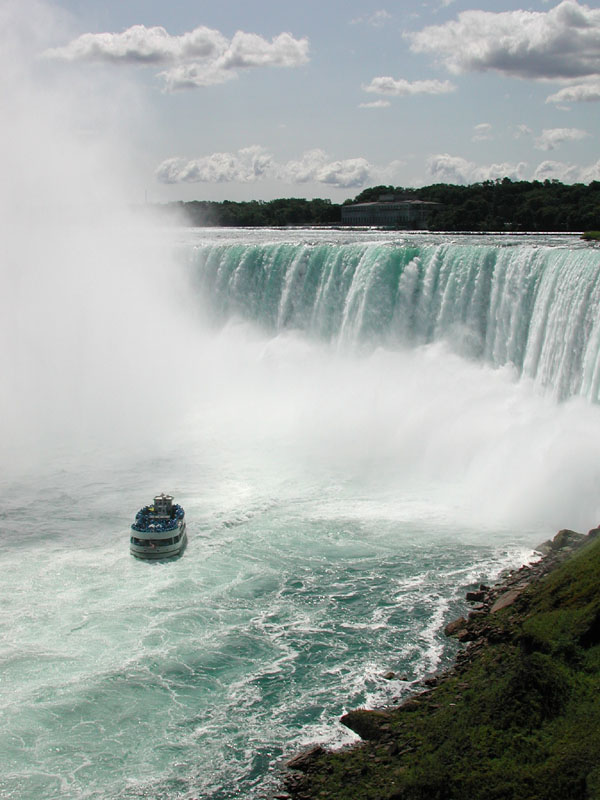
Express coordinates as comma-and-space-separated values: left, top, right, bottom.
582, 231, 600, 241
151, 178, 600, 231
284, 532, 600, 800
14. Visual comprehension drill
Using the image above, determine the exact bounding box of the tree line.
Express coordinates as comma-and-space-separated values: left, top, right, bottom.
152, 178, 600, 231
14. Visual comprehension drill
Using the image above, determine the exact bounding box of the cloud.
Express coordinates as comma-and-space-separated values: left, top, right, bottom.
410, 1, 600, 80
427, 154, 528, 184
546, 79, 600, 103
533, 160, 583, 182
156, 146, 273, 184
472, 123, 493, 142
358, 100, 391, 108
351, 10, 392, 27
534, 127, 590, 150
363, 76, 456, 96
44, 24, 228, 64
44, 24, 309, 91
426, 152, 600, 185
279, 149, 372, 188
156, 147, 374, 188
514, 124, 534, 139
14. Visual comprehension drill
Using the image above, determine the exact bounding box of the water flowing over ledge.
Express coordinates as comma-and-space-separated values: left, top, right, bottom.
186, 238, 600, 402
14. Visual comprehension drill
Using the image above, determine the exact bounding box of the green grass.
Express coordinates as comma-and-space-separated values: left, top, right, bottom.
287, 537, 600, 799
581, 231, 600, 241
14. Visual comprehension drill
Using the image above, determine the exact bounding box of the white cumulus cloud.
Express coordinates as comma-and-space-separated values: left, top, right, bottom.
156, 147, 375, 189
44, 24, 309, 91
427, 154, 528, 184
279, 149, 372, 188
533, 160, 583, 182
546, 79, 600, 103
156, 146, 273, 184
363, 76, 456, 96
534, 127, 590, 150
410, 1, 600, 80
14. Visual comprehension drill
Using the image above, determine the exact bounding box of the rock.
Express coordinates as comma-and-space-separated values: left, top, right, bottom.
382, 671, 396, 680
552, 529, 585, 550
341, 709, 393, 740
444, 616, 467, 637
468, 609, 485, 620
535, 539, 553, 556
399, 699, 421, 712
286, 746, 326, 773
490, 589, 521, 613
466, 590, 485, 602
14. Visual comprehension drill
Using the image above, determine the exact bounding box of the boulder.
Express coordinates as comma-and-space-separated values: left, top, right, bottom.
286, 746, 326, 773
466, 590, 486, 602
552, 529, 585, 550
341, 709, 392, 740
444, 616, 468, 637
490, 589, 521, 613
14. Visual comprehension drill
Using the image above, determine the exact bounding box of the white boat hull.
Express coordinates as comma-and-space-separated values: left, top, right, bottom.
130, 521, 187, 559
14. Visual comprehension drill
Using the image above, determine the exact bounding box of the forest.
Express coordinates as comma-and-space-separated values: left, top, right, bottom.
156, 178, 600, 231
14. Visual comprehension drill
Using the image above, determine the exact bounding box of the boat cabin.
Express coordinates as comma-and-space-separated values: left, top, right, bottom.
153, 493, 174, 519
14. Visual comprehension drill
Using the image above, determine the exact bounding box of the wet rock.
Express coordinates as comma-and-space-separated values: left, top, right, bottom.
286, 746, 326, 773
552, 529, 586, 550
466, 590, 486, 602
382, 671, 396, 680
341, 709, 393, 740
444, 617, 467, 637
490, 589, 521, 613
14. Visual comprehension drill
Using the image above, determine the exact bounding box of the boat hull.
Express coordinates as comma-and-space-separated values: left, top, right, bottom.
130, 521, 187, 559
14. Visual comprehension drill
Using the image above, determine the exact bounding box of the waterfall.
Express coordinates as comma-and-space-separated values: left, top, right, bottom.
187, 240, 600, 402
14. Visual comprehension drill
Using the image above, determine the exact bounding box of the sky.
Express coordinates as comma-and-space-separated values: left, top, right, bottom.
7, 0, 600, 203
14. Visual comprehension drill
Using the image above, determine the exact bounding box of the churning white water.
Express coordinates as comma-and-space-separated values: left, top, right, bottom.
3, 223, 600, 799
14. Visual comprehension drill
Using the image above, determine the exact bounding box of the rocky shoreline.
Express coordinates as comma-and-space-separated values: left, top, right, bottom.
278, 526, 600, 800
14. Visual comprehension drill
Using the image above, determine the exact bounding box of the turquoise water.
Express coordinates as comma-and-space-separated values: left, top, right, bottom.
3, 229, 600, 799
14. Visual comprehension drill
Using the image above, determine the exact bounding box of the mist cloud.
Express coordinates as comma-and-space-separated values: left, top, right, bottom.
410, 1, 600, 81
44, 24, 309, 91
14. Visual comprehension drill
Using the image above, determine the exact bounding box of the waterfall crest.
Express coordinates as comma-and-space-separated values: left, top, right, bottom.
188, 240, 600, 402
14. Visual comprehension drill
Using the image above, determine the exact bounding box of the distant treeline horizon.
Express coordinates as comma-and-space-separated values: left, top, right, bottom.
152, 178, 600, 232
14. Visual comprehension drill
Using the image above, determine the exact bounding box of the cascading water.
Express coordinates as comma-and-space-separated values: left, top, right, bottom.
4, 228, 600, 800
186, 233, 600, 402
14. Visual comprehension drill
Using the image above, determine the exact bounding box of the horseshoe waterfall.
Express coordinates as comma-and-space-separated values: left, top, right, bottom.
3, 229, 600, 800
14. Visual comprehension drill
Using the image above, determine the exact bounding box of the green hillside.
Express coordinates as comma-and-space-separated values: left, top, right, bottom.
284, 530, 600, 800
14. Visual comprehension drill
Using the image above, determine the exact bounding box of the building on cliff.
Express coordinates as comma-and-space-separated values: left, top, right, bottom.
341, 195, 440, 229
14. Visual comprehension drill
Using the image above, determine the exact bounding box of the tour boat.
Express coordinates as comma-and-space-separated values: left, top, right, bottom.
130, 493, 187, 559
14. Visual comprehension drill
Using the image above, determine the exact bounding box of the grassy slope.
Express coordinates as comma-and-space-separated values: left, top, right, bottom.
286, 536, 600, 800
